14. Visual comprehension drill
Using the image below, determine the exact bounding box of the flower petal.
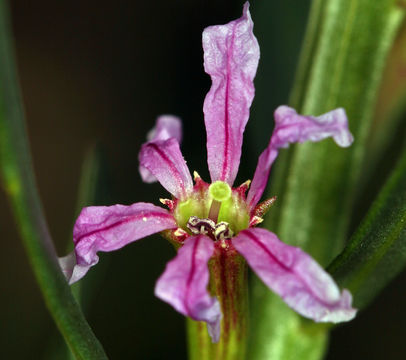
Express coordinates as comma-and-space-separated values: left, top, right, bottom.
155, 235, 221, 342
203, 2, 259, 185
247, 105, 354, 207
139, 115, 182, 183
139, 138, 193, 199
59, 202, 177, 284
272, 106, 353, 148
233, 228, 356, 323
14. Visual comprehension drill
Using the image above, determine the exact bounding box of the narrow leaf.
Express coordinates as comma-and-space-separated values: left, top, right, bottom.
0, 1, 107, 359
328, 145, 406, 309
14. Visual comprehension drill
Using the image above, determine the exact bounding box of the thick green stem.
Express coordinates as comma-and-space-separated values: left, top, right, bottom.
188, 244, 248, 360
0, 1, 107, 359
329, 144, 406, 309
250, 0, 404, 359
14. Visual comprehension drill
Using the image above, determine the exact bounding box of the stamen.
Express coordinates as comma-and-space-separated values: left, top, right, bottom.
186, 216, 233, 241
214, 222, 234, 240
187, 216, 216, 236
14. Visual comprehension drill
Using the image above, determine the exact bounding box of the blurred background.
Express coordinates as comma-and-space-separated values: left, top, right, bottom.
1, 0, 406, 359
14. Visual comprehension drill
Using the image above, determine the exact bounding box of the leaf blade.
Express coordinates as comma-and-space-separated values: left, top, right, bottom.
0, 1, 108, 358
328, 145, 406, 309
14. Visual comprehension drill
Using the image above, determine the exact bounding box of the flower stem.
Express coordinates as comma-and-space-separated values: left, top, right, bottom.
187, 243, 248, 360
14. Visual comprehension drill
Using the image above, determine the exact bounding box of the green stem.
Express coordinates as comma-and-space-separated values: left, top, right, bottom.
188, 245, 248, 360
250, 0, 404, 359
0, 1, 107, 359
289, 0, 326, 110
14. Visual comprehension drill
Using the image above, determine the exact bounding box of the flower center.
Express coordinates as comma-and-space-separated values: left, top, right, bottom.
186, 216, 234, 240
173, 178, 250, 237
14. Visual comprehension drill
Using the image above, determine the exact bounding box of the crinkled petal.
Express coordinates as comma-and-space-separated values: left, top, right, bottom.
59, 251, 88, 284
203, 2, 259, 185
271, 105, 353, 148
247, 105, 354, 207
146, 115, 182, 143
139, 115, 182, 183
59, 202, 177, 284
246, 147, 278, 209
155, 235, 221, 342
139, 138, 193, 200
233, 228, 357, 323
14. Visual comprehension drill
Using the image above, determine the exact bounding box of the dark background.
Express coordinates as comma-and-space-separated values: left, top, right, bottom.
1, 0, 405, 359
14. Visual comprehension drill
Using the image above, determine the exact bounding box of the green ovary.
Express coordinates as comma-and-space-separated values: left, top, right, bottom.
174, 181, 250, 235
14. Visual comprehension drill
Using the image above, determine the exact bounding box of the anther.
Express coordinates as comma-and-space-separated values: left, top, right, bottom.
214, 222, 234, 240
186, 216, 233, 241
187, 216, 216, 236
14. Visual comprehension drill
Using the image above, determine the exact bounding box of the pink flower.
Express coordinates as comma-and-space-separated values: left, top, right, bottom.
60, 2, 356, 343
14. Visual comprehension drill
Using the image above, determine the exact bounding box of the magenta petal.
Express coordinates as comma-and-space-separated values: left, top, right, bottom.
139, 138, 193, 200
247, 105, 354, 207
61, 202, 177, 284
246, 147, 278, 208
155, 235, 221, 342
139, 115, 182, 183
271, 106, 353, 148
202, 2, 259, 185
233, 228, 357, 323
146, 115, 182, 143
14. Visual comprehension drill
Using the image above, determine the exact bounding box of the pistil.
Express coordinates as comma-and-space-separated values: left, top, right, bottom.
208, 200, 222, 223
208, 181, 232, 223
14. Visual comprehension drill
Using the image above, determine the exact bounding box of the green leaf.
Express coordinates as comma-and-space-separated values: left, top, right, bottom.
362, 22, 406, 183
248, 287, 328, 360
0, 1, 107, 359
272, 0, 404, 264
250, 0, 405, 359
328, 145, 406, 309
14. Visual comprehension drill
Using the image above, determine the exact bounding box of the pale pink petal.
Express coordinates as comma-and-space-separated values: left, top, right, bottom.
146, 115, 182, 143
233, 228, 356, 323
155, 235, 221, 342
247, 105, 354, 207
139, 138, 193, 200
203, 2, 259, 185
139, 115, 182, 183
246, 147, 278, 209
271, 106, 353, 148
60, 202, 177, 284
58, 251, 89, 284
